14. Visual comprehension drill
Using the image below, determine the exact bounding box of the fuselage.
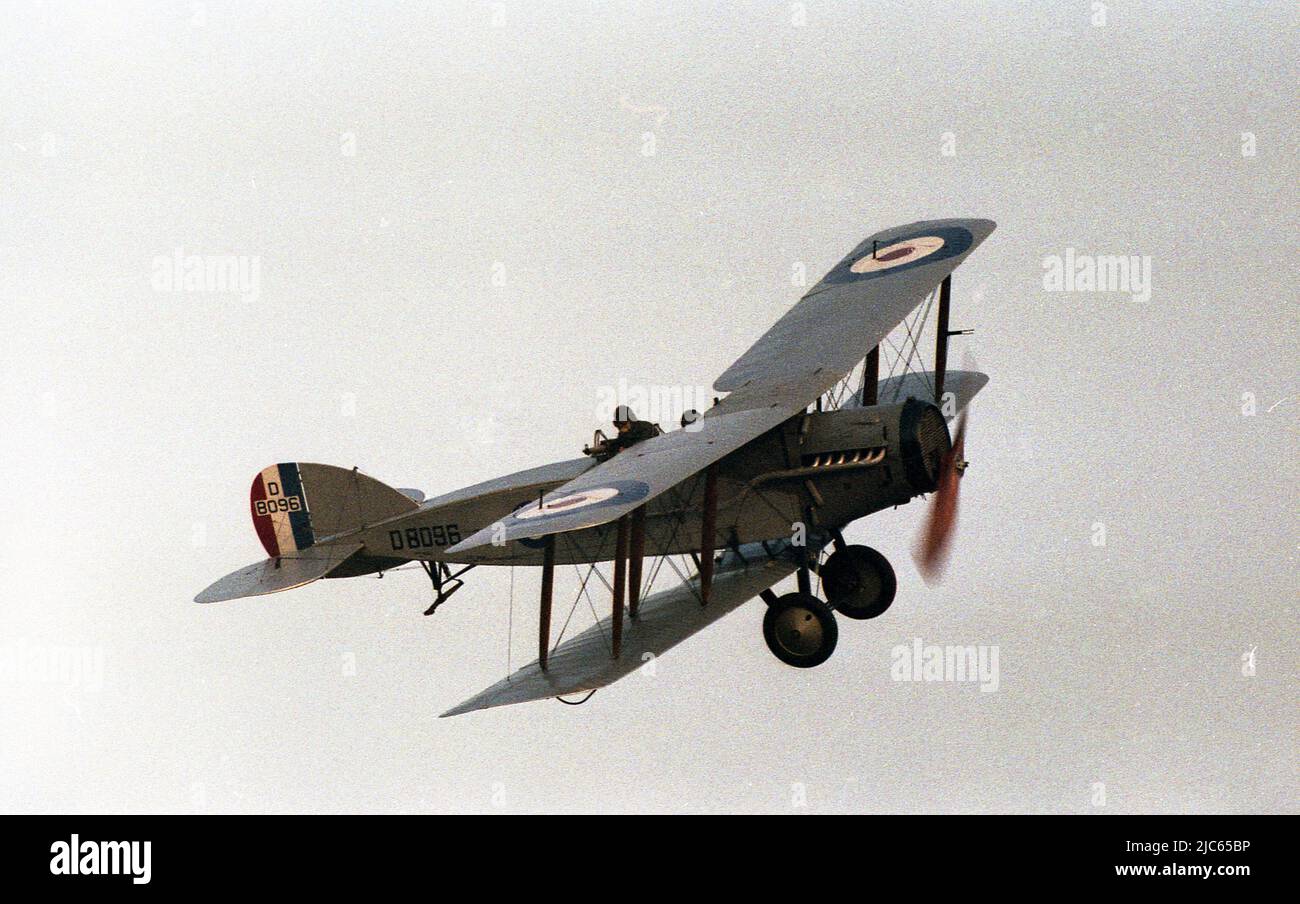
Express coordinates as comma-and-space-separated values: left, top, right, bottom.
327, 398, 950, 576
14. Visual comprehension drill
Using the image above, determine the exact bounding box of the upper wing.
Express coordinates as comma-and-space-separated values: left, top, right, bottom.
864, 369, 990, 415
714, 218, 995, 396
446, 405, 789, 554
447, 217, 995, 554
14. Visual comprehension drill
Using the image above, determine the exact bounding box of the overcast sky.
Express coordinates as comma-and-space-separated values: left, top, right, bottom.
2, 1, 1295, 812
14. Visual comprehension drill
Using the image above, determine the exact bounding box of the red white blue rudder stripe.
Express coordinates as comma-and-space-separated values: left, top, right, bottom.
250, 463, 315, 557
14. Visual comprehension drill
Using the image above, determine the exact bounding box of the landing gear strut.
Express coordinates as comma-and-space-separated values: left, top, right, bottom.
421, 561, 475, 616
821, 544, 896, 620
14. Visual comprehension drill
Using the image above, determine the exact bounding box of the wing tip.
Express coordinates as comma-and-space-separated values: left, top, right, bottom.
194, 582, 238, 604
439, 693, 512, 718
439, 700, 490, 718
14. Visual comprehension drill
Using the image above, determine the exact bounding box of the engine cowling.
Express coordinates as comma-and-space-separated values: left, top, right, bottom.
796, 397, 951, 498
899, 397, 953, 494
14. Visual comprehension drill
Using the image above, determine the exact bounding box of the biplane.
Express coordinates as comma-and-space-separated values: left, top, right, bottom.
196, 218, 996, 716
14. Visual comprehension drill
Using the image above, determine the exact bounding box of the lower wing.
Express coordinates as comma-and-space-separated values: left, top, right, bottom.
441, 539, 804, 717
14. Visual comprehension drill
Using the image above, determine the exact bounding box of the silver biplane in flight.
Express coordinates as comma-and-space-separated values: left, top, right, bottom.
197, 218, 996, 716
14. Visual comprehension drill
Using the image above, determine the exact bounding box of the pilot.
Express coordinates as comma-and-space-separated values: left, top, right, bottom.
608, 405, 660, 453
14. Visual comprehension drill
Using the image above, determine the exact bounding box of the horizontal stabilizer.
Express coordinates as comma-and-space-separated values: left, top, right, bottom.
194, 543, 363, 604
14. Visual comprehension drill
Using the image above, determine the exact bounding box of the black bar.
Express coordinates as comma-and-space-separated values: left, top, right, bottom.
0, 815, 1282, 891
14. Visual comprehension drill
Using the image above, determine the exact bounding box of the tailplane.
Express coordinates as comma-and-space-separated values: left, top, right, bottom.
195, 463, 419, 603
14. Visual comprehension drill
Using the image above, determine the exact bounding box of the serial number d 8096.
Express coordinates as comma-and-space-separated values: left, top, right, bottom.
389, 524, 461, 551
254, 495, 302, 516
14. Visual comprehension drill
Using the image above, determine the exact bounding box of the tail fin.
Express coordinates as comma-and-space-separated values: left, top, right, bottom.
249, 462, 419, 556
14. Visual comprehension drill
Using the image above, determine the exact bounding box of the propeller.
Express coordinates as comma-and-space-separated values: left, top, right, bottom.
914, 406, 968, 584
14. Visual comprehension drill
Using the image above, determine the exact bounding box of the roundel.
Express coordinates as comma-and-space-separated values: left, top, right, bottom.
850, 235, 946, 273
821, 224, 974, 286
511, 479, 652, 523
514, 487, 621, 521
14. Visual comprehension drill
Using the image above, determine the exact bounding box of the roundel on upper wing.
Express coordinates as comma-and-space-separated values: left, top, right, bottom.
510, 479, 651, 523
514, 487, 620, 521
850, 235, 946, 273
821, 224, 974, 286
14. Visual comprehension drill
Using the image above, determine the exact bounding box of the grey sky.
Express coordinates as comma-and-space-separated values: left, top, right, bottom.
1, 1, 1295, 812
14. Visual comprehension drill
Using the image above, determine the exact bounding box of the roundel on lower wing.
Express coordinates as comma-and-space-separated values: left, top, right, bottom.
510, 479, 652, 524
822, 224, 974, 285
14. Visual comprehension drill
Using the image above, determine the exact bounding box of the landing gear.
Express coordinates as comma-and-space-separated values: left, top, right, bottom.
763, 592, 838, 668
821, 544, 896, 620
420, 561, 475, 616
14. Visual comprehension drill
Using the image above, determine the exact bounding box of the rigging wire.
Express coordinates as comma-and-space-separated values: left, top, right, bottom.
551, 534, 611, 655
881, 287, 937, 403
555, 561, 601, 651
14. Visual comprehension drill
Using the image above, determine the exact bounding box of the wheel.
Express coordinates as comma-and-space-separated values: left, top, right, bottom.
763, 592, 838, 668
821, 545, 896, 620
